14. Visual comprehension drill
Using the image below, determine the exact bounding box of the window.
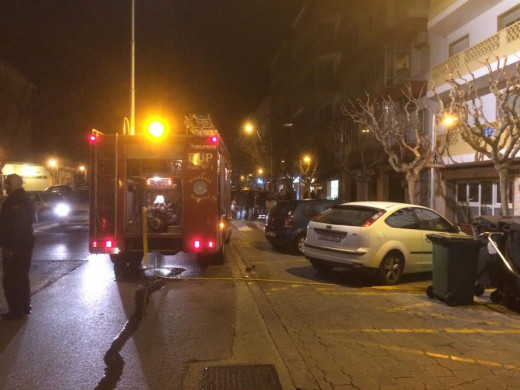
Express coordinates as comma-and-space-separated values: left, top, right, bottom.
314, 205, 381, 226
315, 60, 334, 86
414, 208, 453, 232
499, 4, 520, 30
456, 181, 513, 223
449, 35, 469, 57
312, 202, 335, 215
457, 183, 467, 202
330, 180, 339, 200
481, 181, 492, 204
385, 208, 418, 229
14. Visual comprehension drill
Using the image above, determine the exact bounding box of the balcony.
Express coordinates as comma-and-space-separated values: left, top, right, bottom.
431, 20, 520, 88
386, 0, 429, 29
429, 0, 496, 34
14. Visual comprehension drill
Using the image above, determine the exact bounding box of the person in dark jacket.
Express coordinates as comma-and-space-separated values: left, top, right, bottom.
0, 174, 35, 320
235, 190, 249, 221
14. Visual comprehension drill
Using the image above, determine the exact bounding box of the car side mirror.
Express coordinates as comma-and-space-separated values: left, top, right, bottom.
448, 225, 461, 233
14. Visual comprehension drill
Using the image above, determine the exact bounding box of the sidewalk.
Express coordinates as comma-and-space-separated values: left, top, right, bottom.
231, 220, 520, 390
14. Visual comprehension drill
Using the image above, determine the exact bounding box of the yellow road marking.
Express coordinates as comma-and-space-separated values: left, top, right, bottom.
328, 328, 520, 335
324, 336, 519, 371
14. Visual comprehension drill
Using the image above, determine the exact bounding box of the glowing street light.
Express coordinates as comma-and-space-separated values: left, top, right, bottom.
430, 113, 457, 209
299, 155, 312, 199
244, 122, 254, 134
148, 121, 165, 138
48, 158, 59, 185
243, 121, 273, 190
442, 114, 457, 127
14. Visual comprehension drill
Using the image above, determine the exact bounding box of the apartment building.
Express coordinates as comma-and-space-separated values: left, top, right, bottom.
429, 0, 520, 223
268, 0, 430, 200
269, 0, 345, 190
0, 58, 34, 161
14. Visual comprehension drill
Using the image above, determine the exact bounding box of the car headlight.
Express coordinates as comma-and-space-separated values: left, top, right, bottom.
54, 203, 71, 217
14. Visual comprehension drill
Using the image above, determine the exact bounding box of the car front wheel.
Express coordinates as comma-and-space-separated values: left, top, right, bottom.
378, 252, 403, 285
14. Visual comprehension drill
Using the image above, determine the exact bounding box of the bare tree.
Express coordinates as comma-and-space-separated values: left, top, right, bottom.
235, 132, 266, 170
329, 119, 385, 200
299, 157, 319, 197
346, 84, 437, 204
436, 57, 520, 215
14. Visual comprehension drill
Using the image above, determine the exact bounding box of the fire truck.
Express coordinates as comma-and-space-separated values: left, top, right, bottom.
88, 115, 232, 277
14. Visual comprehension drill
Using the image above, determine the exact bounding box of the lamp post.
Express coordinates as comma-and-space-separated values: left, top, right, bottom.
130, 0, 136, 135
430, 114, 456, 210
48, 158, 59, 185
243, 122, 273, 191
79, 165, 86, 184
299, 155, 311, 199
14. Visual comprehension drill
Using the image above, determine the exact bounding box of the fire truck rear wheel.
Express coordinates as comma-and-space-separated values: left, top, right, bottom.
111, 252, 143, 278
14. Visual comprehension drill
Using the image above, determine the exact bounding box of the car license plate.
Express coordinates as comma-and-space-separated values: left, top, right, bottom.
317, 232, 341, 242
266, 231, 276, 237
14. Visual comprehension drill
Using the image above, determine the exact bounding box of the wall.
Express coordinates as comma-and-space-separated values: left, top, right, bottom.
1, 162, 52, 193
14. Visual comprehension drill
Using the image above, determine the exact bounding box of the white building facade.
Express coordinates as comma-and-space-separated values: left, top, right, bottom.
428, 0, 520, 224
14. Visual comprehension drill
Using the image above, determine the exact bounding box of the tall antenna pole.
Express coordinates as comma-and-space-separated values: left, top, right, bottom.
130, 0, 136, 135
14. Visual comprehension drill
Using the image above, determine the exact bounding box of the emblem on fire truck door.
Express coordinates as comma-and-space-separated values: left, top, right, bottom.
193, 178, 209, 196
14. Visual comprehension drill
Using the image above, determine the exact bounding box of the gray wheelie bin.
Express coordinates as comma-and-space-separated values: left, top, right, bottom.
426, 234, 483, 306
472, 215, 505, 301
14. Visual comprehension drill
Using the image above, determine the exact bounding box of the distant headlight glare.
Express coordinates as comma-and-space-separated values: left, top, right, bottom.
55, 203, 71, 217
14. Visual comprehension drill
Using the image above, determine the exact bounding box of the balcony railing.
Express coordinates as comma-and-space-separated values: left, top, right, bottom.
431, 20, 520, 87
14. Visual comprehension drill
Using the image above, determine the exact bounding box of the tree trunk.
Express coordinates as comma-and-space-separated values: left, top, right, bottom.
358, 180, 369, 201
407, 172, 418, 205
498, 166, 510, 216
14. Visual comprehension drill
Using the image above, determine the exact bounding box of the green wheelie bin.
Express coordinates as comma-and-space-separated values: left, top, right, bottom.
426, 234, 483, 306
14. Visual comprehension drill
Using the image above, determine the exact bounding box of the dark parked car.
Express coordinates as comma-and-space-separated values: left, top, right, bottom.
265, 199, 342, 255
44, 184, 74, 194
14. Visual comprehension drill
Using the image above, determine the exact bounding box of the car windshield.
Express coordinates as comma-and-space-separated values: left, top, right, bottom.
313, 205, 382, 226
66, 190, 89, 203
41, 192, 64, 201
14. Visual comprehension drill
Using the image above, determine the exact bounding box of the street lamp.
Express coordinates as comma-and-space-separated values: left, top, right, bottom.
299, 155, 311, 199
243, 122, 273, 191
48, 158, 59, 185
430, 114, 456, 209
79, 165, 86, 183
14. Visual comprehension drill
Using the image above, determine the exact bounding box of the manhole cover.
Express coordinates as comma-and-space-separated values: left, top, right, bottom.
201, 364, 282, 390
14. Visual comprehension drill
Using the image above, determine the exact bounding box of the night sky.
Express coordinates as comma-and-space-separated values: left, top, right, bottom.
0, 0, 303, 159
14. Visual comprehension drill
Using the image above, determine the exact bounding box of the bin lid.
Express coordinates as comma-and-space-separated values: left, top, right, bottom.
499, 216, 520, 232
471, 215, 503, 228
427, 233, 483, 246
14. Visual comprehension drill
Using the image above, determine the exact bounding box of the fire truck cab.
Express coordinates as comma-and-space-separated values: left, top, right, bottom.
88, 121, 232, 277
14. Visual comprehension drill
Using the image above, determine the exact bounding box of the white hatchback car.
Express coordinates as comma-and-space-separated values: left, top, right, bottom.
26, 191, 66, 222
305, 201, 469, 285
55, 189, 90, 226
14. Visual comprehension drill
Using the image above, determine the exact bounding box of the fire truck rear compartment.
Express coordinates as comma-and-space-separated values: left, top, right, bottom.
123, 157, 184, 252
